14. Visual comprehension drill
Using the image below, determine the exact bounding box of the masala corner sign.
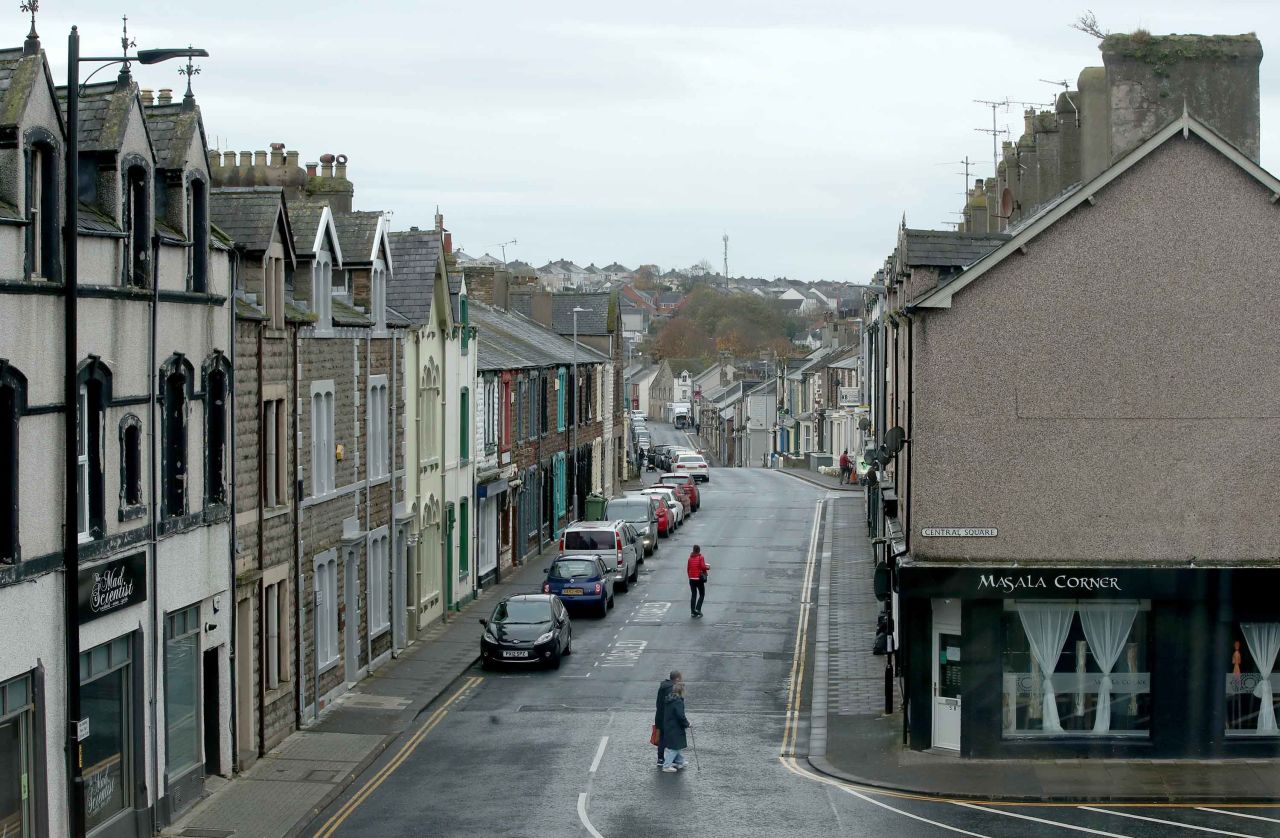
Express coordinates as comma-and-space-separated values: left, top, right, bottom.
920, 527, 997, 538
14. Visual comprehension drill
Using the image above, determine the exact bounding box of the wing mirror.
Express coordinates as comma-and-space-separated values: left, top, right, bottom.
479, 618, 488, 627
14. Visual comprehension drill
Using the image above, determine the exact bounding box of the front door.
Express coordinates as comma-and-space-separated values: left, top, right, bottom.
344, 551, 360, 682
234, 597, 254, 766
931, 599, 962, 751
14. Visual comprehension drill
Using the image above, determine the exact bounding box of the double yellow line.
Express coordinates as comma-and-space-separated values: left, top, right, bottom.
780, 499, 823, 759
314, 675, 483, 837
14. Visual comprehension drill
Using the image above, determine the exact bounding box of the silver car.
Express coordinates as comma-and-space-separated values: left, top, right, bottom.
558, 520, 641, 592
605, 496, 658, 557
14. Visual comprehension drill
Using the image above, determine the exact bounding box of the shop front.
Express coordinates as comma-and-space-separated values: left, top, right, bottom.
898, 565, 1280, 759
0, 670, 45, 837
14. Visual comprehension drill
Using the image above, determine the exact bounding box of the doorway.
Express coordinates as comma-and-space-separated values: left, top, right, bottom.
931, 598, 962, 751
202, 648, 220, 776
344, 550, 361, 682
234, 597, 253, 766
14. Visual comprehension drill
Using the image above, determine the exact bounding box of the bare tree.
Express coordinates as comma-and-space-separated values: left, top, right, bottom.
1071, 10, 1107, 39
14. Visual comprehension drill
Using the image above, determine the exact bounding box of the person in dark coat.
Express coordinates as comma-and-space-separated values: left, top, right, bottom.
655, 671, 681, 767
661, 683, 691, 772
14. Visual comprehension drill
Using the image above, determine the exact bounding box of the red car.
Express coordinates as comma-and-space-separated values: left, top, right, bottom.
658, 473, 700, 512
651, 495, 672, 537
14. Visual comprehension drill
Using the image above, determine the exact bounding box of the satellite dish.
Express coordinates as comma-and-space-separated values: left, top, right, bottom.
885, 426, 906, 455
858, 416, 871, 432
1000, 188, 1014, 218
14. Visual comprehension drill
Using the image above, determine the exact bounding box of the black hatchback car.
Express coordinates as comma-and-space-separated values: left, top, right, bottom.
480, 594, 572, 670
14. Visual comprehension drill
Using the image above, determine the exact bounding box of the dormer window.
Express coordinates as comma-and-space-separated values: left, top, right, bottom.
313, 255, 333, 330
372, 259, 387, 331
26, 141, 59, 281
189, 179, 209, 292
123, 164, 151, 287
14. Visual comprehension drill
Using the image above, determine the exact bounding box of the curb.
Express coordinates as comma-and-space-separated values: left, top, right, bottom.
776, 468, 863, 493
802, 754, 1280, 804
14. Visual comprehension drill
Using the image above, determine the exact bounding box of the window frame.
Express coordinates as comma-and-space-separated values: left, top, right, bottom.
188, 176, 209, 292
159, 354, 193, 519
203, 354, 230, 508
367, 528, 390, 637
310, 380, 336, 496
459, 386, 470, 462
122, 161, 152, 288
367, 375, 389, 479
0, 363, 27, 564
118, 414, 144, 521
314, 551, 340, 671
25, 136, 60, 282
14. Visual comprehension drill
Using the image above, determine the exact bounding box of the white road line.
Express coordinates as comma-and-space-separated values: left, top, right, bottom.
839, 787, 993, 838
1196, 808, 1280, 825
953, 802, 1133, 837
1079, 807, 1262, 837
589, 736, 609, 773
577, 792, 605, 838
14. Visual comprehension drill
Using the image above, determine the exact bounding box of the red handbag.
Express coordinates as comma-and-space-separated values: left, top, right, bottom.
649, 725, 660, 746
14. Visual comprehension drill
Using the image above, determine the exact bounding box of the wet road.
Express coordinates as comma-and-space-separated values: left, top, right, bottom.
306, 423, 1280, 837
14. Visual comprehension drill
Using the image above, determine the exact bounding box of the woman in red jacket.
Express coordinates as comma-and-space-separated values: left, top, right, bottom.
687, 545, 709, 618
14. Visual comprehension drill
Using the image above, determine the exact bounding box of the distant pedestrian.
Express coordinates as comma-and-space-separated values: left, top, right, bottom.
661, 683, 691, 772
839, 449, 852, 484
687, 545, 709, 618
655, 670, 682, 767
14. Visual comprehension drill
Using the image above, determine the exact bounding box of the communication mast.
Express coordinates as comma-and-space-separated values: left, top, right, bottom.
722, 232, 729, 285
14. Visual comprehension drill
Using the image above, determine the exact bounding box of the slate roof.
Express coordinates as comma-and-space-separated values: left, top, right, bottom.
386, 229, 443, 326
900, 229, 1009, 268
471, 301, 607, 372
56, 81, 138, 152
77, 202, 119, 235
506, 260, 535, 272
602, 262, 631, 274
334, 211, 382, 264
209, 187, 288, 254
289, 200, 331, 257
510, 291, 614, 336
332, 296, 371, 327
142, 101, 202, 170
657, 292, 683, 306
0, 195, 20, 220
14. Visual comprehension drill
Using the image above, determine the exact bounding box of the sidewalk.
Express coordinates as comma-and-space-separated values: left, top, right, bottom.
776, 465, 862, 493
164, 547, 555, 838
808, 495, 1280, 803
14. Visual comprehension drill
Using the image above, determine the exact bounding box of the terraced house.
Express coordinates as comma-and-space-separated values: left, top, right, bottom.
0, 29, 234, 836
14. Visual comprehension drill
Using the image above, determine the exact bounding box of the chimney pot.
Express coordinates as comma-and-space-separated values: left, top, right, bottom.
270, 143, 285, 167
239, 151, 253, 167
140, 88, 154, 106
319, 153, 334, 177
335, 153, 348, 180
222, 151, 236, 168
206, 150, 219, 168
306, 162, 318, 177
157, 88, 173, 105
285, 150, 299, 168
254, 150, 267, 167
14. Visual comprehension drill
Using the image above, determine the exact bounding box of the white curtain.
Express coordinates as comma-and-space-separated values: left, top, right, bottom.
1241, 623, 1280, 733
1017, 604, 1075, 732
1079, 602, 1139, 733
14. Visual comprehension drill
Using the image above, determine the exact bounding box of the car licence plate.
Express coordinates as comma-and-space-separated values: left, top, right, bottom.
502, 650, 529, 658
563, 588, 584, 595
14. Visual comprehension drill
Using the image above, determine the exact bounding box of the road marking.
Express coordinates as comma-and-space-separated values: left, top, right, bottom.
1197, 808, 1280, 824
839, 785, 993, 837
589, 735, 609, 773
780, 498, 823, 759
954, 802, 1133, 836
577, 792, 605, 838
314, 676, 482, 838
600, 638, 647, 667
1080, 807, 1262, 837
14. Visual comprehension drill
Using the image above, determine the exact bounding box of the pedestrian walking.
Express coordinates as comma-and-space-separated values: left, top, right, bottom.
654, 670, 681, 767
661, 683, 692, 772
687, 545, 709, 618
838, 449, 852, 484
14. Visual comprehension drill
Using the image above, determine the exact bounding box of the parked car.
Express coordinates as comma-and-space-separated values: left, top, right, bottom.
640, 487, 685, 527
673, 452, 710, 483
658, 473, 700, 511
605, 496, 658, 556
543, 555, 614, 617
651, 444, 674, 472
480, 594, 572, 669
559, 520, 641, 592
651, 494, 673, 537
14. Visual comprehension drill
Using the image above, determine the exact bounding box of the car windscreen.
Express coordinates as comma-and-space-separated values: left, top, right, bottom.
549, 559, 601, 580
492, 599, 552, 623
606, 500, 651, 522
564, 530, 616, 551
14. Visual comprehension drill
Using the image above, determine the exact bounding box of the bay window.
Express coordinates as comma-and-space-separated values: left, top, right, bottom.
1226, 622, 1280, 736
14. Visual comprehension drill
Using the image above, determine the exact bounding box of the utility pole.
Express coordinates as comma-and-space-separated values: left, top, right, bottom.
722, 232, 729, 286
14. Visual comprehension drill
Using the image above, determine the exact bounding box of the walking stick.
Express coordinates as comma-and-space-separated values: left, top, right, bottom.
688, 726, 701, 771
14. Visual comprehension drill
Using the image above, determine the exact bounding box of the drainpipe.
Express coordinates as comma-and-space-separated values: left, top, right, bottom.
364, 329, 372, 669
389, 331, 399, 654
440, 320, 450, 621
147, 232, 162, 808
255, 314, 265, 758
226, 247, 241, 771
293, 317, 308, 724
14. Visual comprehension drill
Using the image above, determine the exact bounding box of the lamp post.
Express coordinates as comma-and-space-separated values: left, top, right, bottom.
570, 307, 590, 518
61, 25, 207, 838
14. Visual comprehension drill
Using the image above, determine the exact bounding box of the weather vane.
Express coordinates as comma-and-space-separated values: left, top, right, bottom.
179, 45, 201, 97
20, 0, 39, 51
119, 14, 136, 71
20, 0, 37, 23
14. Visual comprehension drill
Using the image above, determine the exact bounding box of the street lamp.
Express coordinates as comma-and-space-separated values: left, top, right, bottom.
570, 307, 590, 518
61, 23, 207, 838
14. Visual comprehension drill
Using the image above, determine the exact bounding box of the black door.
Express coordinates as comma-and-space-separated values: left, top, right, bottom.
202, 649, 220, 775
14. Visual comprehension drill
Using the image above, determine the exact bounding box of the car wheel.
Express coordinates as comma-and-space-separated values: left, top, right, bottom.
630, 563, 639, 584
481, 657, 494, 671
608, 593, 615, 609
618, 575, 630, 593
599, 597, 609, 618
549, 649, 562, 670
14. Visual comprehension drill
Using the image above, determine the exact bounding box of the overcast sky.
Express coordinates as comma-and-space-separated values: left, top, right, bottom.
27, 1, 1280, 281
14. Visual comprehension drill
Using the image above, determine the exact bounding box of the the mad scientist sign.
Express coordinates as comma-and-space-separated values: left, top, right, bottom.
78, 553, 146, 624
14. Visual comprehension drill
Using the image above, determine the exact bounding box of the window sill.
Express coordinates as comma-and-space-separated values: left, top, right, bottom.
370, 624, 390, 640
318, 657, 340, 676
118, 504, 147, 523
263, 504, 290, 521
368, 473, 391, 487
264, 681, 292, 704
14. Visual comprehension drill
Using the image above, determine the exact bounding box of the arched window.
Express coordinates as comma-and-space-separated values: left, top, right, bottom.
123, 163, 151, 287
76, 358, 112, 541
160, 354, 194, 517
0, 361, 26, 564
25, 138, 59, 281
189, 177, 209, 292
459, 387, 470, 462
313, 256, 333, 330
118, 414, 143, 519
203, 354, 231, 507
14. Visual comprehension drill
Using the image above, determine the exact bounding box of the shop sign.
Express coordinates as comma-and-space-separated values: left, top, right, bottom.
77, 718, 90, 741
922, 527, 997, 538
977, 573, 1121, 594
78, 553, 147, 624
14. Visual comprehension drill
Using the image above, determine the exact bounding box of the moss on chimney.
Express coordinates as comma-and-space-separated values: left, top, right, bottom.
1101, 32, 1261, 72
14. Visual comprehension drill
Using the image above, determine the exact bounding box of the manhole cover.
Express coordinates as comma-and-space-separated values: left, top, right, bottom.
305, 769, 339, 782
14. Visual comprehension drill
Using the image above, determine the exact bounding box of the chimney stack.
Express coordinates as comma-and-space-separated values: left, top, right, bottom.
286, 150, 299, 169
270, 143, 285, 167
306, 162, 318, 177
222, 151, 236, 168
239, 150, 253, 167
253, 150, 267, 167
335, 154, 348, 180
319, 153, 335, 178
140, 89, 154, 106
531, 290, 554, 329
157, 88, 173, 105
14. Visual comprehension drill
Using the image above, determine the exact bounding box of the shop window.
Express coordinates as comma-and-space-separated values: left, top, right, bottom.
188, 178, 209, 292
1001, 601, 1150, 737
0, 672, 36, 836
160, 356, 192, 518
118, 415, 143, 518
164, 605, 201, 779
1226, 622, 1280, 736
314, 553, 339, 669
204, 359, 229, 507
368, 377, 389, 478
367, 531, 390, 636
0, 363, 23, 564
310, 381, 335, 496
264, 580, 290, 690
26, 141, 59, 281
123, 164, 150, 287
80, 635, 134, 831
